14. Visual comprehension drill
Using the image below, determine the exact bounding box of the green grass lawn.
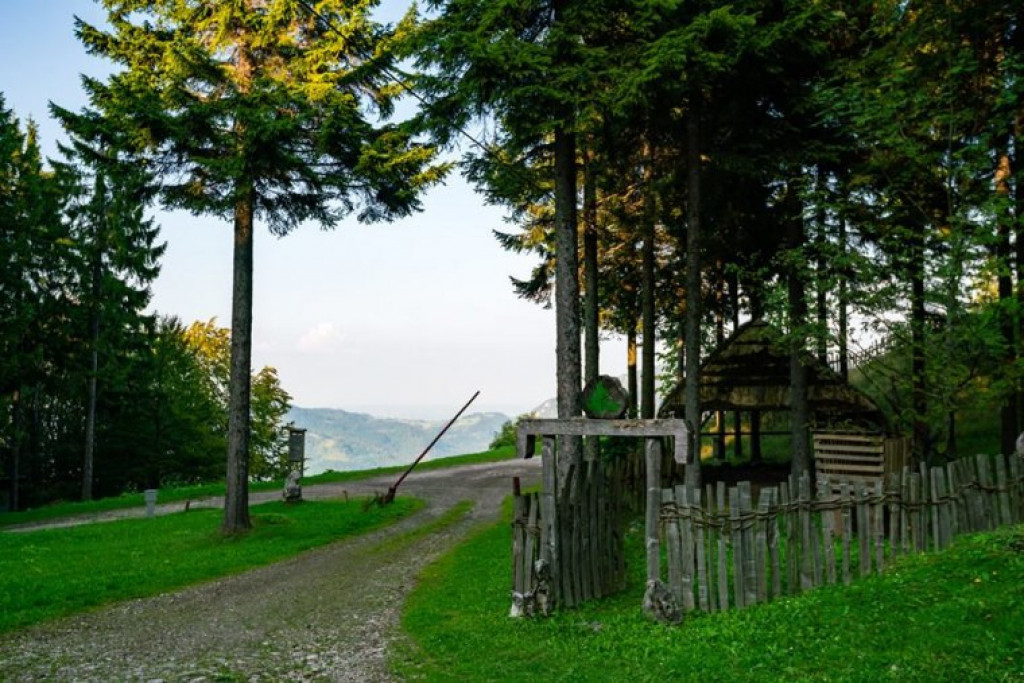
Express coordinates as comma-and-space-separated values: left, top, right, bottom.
0, 444, 515, 528
0, 497, 421, 634
397, 508, 1024, 681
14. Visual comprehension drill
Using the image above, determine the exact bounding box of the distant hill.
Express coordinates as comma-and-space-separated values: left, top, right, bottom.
287, 407, 511, 475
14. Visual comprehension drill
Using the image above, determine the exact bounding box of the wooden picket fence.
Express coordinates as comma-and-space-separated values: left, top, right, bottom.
652, 452, 1024, 614
510, 458, 626, 616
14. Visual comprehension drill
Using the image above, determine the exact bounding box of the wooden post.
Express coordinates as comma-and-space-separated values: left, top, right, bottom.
739, 481, 757, 606
755, 487, 770, 603
769, 486, 782, 599
644, 437, 664, 607
799, 472, 814, 591
818, 475, 837, 585
716, 481, 729, 611
856, 481, 870, 577
729, 485, 744, 609
541, 436, 557, 606
840, 480, 852, 585
664, 487, 682, 605
694, 487, 710, 612
873, 480, 885, 572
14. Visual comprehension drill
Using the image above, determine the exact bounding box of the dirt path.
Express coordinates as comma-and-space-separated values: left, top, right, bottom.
0, 458, 540, 682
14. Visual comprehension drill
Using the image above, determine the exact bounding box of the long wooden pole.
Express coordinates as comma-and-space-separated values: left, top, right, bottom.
383, 390, 480, 503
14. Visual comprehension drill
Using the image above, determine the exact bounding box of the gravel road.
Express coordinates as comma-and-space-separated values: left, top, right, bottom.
0, 458, 540, 682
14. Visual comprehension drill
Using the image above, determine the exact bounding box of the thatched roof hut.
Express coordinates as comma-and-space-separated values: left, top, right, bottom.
659, 320, 887, 431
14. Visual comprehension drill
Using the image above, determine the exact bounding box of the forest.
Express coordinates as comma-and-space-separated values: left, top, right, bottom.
1, 1, 1022, 526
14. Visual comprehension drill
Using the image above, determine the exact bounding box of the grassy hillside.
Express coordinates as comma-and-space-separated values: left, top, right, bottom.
397, 507, 1024, 681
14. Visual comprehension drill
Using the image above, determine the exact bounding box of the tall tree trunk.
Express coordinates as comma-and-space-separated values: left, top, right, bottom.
9, 389, 21, 512
910, 220, 928, 462
729, 273, 742, 459
223, 185, 255, 533
997, 145, 1017, 455
583, 146, 599, 388
1015, 104, 1024, 433
788, 198, 810, 479
583, 145, 600, 461
554, 127, 582, 466
684, 114, 703, 486
838, 211, 849, 380
627, 325, 638, 419
641, 143, 657, 420
82, 251, 101, 502
815, 170, 829, 365
715, 261, 725, 460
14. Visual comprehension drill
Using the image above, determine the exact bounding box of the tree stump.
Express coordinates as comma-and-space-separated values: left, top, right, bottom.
581, 375, 630, 419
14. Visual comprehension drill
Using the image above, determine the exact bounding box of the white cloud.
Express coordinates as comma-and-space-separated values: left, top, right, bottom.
297, 323, 346, 352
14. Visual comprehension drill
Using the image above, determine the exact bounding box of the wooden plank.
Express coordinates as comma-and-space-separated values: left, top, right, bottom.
704, 484, 718, 613
560, 464, 577, 608
818, 475, 837, 585
782, 479, 797, 595
540, 436, 557, 606
679, 485, 696, 612
976, 454, 993, 531
919, 462, 931, 551
945, 462, 960, 541
664, 488, 683, 605
755, 487, 769, 603
716, 481, 729, 612
590, 462, 601, 599
840, 480, 852, 585
729, 486, 745, 609
995, 454, 1012, 527
694, 487, 710, 612
908, 471, 921, 553
856, 481, 870, 577
581, 464, 598, 602
740, 481, 757, 606
931, 466, 948, 551
519, 418, 690, 464
525, 494, 539, 594
873, 480, 885, 572
899, 468, 910, 556
644, 438, 663, 590
512, 494, 527, 595
768, 486, 782, 599
1009, 453, 1022, 524
799, 473, 814, 591
886, 473, 899, 559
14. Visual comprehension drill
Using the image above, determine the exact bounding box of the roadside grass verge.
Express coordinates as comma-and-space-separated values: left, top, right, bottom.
0, 497, 421, 634
0, 445, 515, 528
397, 509, 1024, 681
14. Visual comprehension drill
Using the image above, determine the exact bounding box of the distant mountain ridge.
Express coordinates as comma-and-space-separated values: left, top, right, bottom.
287, 406, 510, 475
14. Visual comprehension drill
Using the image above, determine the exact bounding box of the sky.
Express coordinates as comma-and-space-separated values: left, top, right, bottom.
0, 1, 628, 420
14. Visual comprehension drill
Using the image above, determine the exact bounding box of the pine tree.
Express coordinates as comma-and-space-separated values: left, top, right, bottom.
61, 0, 442, 531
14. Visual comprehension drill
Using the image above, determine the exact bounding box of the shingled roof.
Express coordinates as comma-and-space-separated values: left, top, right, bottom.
658, 319, 887, 430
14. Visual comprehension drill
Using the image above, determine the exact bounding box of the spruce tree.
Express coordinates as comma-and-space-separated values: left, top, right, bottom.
61, 0, 442, 530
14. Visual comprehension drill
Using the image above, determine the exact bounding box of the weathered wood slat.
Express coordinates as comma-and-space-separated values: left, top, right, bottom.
769, 486, 782, 599
755, 488, 769, 603
995, 455, 1012, 527
840, 480, 852, 585
782, 480, 797, 595
644, 438, 662, 590
520, 419, 689, 464
694, 487, 710, 612
799, 473, 814, 591
664, 488, 682, 605
680, 486, 696, 612
730, 486, 745, 609
872, 480, 885, 572
740, 482, 757, 606
818, 476, 837, 585
716, 481, 729, 612
856, 481, 870, 577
